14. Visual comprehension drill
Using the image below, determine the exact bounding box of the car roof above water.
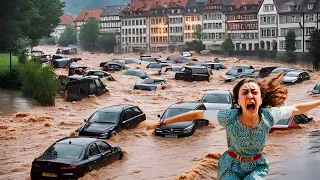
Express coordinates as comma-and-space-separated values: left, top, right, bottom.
57, 136, 101, 146
98, 104, 135, 112
204, 90, 231, 95
168, 102, 204, 109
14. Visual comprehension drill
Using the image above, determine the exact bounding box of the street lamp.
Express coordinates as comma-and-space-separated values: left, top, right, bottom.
6, 48, 17, 71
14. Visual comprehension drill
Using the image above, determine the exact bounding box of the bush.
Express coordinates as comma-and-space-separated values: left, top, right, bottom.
17, 49, 29, 64
185, 40, 204, 53
19, 61, 59, 105
257, 48, 268, 58
97, 35, 116, 53
59, 26, 78, 47
40, 37, 56, 45
0, 66, 21, 89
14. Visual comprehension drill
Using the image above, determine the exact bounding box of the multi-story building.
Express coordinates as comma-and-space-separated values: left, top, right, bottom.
183, 1, 204, 43
120, 0, 149, 52
202, 0, 230, 50
167, 2, 186, 50
100, 5, 127, 52
276, 0, 320, 52
258, 0, 278, 50
52, 14, 77, 41
226, 0, 261, 51
74, 9, 104, 35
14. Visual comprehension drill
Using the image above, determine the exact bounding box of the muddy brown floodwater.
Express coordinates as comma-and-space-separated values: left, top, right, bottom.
0, 45, 319, 180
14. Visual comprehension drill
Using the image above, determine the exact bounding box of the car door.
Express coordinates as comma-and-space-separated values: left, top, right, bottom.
87, 143, 103, 170
121, 108, 135, 128
131, 106, 146, 126
184, 67, 193, 81
95, 141, 118, 165
195, 105, 208, 127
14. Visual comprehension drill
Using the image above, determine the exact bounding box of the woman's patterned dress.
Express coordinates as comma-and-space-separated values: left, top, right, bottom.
204, 107, 293, 180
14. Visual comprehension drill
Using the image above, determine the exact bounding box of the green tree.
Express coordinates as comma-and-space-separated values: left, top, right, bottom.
220, 38, 235, 55
194, 25, 203, 41
79, 19, 100, 51
285, 30, 296, 52
0, 0, 65, 51
59, 26, 78, 47
97, 35, 116, 53
307, 29, 320, 70
186, 40, 204, 53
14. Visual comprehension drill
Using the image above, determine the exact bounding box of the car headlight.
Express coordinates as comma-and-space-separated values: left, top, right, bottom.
183, 124, 194, 133
155, 128, 162, 133
99, 132, 109, 138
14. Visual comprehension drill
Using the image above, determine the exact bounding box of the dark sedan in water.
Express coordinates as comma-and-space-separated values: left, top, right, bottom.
31, 137, 123, 180
78, 104, 146, 139
155, 102, 208, 138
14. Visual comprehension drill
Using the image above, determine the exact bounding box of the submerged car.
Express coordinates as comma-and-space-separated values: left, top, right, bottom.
59, 75, 108, 101
134, 78, 166, 91
146, 62, 172, 72
311, 82, 320, 94
68, 63, 88, 76
182, 51, 192, 57
269, 67, 294, 76
77, 104, 146, 139
83, 70, 115, 81
124, 69, 148, 79
111, 58, 141, 64
224, 65, 255, 82
271, 114, 312, 132
175, 66, 211, 82
282, 71, 310, 84
155, 102, 208, 138
199, 90, 235, 110
31, 137, 122, 180
165, 56, 196, 64
51, 55, 82, 68
101, 62, 129, 71
194, 62, 227, 70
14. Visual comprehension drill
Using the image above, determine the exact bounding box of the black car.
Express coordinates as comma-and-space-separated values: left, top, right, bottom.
155, 102, 208, 138
175, 66, 211, 82
59, 75, 108, 101
31, 137, 122, 180
199, 90, 235, 110
134, 78, 166, 91
311, 82, 320, 94
78, 104, 146, 139
100, 62, 129, 71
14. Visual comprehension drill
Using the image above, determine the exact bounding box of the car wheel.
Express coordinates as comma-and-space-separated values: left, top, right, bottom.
205, 120, 209, 126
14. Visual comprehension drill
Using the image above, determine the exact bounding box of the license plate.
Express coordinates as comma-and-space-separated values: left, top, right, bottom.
42, 172, 57, 177
165, 135, 177, 138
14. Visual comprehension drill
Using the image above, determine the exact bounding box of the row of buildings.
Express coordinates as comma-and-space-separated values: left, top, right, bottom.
53, 0, 320, 53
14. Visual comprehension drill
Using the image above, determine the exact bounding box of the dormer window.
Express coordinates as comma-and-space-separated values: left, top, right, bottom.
177, 9, 181, 13
308, 4, 314, 9
285, 6, 292, 11
188, 9, 191, 12
243, 5, 247, 10
193, 9, 197, 12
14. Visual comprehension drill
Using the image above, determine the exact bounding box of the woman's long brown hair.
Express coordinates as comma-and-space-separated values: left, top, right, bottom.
233, 72, 288, 108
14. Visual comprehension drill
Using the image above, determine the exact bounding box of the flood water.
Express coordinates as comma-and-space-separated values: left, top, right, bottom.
0, 89, 39, 116
0, 45, 319, 180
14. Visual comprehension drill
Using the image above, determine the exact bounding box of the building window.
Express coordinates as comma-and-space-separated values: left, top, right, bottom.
295, 40, 301, 49
279, 40, 285, 50
285, 6, 292, 11
308, 4, 314, 9
306, 27, 315, 35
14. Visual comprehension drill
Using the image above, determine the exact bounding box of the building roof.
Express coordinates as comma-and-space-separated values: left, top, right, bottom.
59, 14, 77, 25
122, 0, 189, 13
230, 0, 261, 8
101, 5, 128, 16
75, 8, 104, 22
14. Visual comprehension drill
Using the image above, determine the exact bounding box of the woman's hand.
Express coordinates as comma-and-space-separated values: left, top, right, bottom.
138, 120, 160, 130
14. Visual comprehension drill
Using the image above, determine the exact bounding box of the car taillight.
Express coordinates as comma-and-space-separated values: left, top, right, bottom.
60, 165, 78, 169
32, 163, 40, 167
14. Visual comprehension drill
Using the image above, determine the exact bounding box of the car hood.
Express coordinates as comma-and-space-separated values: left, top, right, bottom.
80, 122, 116, 134
282, 76, 298, 82
204, 103, 232, 110
158, 121, 194, 129
311, 89, 320, 94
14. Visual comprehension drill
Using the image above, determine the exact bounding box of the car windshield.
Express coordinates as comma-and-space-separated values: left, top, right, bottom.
162, 108, 192, 119
275, 118, 289, 125
201, 94, 231, 104
285, 72, 299, 77
43, 143, 84, 160
148, 63, 162, 68
89, 111, 118, 123
125, 70, 147, 77
315, 84, 320, 90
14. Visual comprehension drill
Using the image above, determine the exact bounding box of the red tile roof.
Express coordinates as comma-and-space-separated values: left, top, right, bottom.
125, 0, 188, 12
75, 9, 104, 22
59, 14, 77, 25
230, 0, 261, 8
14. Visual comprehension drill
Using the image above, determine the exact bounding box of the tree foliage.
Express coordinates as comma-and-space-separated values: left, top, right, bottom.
194, 25, 203, 41
79, 19, 100, 51
220, 38, 235, 54
0, 0, 65, 51
307, 29, 320, 70
285, 30, 296, 52
186, 40, 204, 53
97, 35, 116, 53
59, 26, 78, 47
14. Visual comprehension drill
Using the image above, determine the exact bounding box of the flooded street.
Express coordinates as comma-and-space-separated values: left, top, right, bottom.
0, 45, 319, 180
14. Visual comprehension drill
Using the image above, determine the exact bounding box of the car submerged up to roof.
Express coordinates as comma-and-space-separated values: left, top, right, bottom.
224, 65, 255, 82
271, 114, 313, 132
83, 70, 115, 81
311, 82, 320, 94
281, 70, 310, 84
77, 104, 146, 139
155, 102, 208, 138
175, 66, 212, 82
111, 58, 141, 64
124, 69, 148, 79
31, 137, 123, 180
59, 75, 108, 101
199, 90, 235, 110
100, 62, 129, 71
194, 61, 227, 70
134, 77, 166, 91
51, 55, 82, 68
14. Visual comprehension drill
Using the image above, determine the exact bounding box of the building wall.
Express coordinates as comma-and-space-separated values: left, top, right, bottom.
168, 14, 184, 48
183, 14, 202, 43
202, 12, 226, 50
52, 25, 66, 41
99, 15, 121, 34
149, 16, 169, 52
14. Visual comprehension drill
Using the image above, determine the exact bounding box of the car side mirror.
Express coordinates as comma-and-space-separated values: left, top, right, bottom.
157, 114, 161, 118
84, 119, 87, 122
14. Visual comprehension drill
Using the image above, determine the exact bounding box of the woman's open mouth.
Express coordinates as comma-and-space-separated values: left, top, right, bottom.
246, 102, 256, 112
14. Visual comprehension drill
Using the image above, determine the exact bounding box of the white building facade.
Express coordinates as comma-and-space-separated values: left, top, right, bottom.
258, 0, 278, 50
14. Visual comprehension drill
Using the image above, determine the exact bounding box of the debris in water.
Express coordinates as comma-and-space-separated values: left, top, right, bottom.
15, 112, 31, 118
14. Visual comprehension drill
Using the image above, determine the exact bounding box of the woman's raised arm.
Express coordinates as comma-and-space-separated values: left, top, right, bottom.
292, 99, 320, 115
